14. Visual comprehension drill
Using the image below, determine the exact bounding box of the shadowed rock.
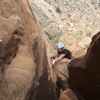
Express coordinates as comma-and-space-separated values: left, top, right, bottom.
69, 31, 100, 100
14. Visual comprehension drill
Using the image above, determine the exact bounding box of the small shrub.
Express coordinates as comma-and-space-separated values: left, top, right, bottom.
70, 43, 73, 46
56, 7, 62, 13
79, 31, 83, 35
44, 31, 54, 40
91, 0, 96, 4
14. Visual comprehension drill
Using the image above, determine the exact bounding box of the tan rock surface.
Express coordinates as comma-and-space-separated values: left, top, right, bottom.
29, 0, 100, 56
0, 0, 58, 100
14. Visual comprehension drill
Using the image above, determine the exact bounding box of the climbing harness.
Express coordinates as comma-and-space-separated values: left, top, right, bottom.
53, 66, 85, 100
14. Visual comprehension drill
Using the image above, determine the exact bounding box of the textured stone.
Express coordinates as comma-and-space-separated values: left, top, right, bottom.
69, 31, 100, 100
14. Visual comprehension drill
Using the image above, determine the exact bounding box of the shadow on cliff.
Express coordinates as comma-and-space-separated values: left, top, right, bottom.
68, 31, 100, 100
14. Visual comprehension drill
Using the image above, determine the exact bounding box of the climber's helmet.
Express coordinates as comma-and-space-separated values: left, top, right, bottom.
57, 42, 64, 49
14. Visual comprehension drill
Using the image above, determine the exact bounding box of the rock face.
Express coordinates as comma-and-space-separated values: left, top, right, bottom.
29, 0, 100, 56
0, 0, 100, 100
69, 31, 100, 100
0, 0, 57, 100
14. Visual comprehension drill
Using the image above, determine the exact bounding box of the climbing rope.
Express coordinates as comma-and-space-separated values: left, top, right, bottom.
53, 66, 85, 100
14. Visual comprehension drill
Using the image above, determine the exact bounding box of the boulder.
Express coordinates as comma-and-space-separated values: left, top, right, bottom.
69, 31, 100, 100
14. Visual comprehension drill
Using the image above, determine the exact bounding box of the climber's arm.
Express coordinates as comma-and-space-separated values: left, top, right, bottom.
54, 54, 66, 62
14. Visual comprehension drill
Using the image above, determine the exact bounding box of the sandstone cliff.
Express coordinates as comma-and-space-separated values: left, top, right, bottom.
0, 0, 100, 100
69, 31, 100, 100
0, 0, 57, 100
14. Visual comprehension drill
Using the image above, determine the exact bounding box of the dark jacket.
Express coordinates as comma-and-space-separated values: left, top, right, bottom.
58, 49, 72, 59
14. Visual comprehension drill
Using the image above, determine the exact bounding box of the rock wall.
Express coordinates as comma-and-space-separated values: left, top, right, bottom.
69, 31, 100, 100
29, 0, 100, 56
1, 0, 99, 100
0, 0, 57, 100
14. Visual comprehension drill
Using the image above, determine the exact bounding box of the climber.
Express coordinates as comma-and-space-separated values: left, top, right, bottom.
51, 42, 73, 66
